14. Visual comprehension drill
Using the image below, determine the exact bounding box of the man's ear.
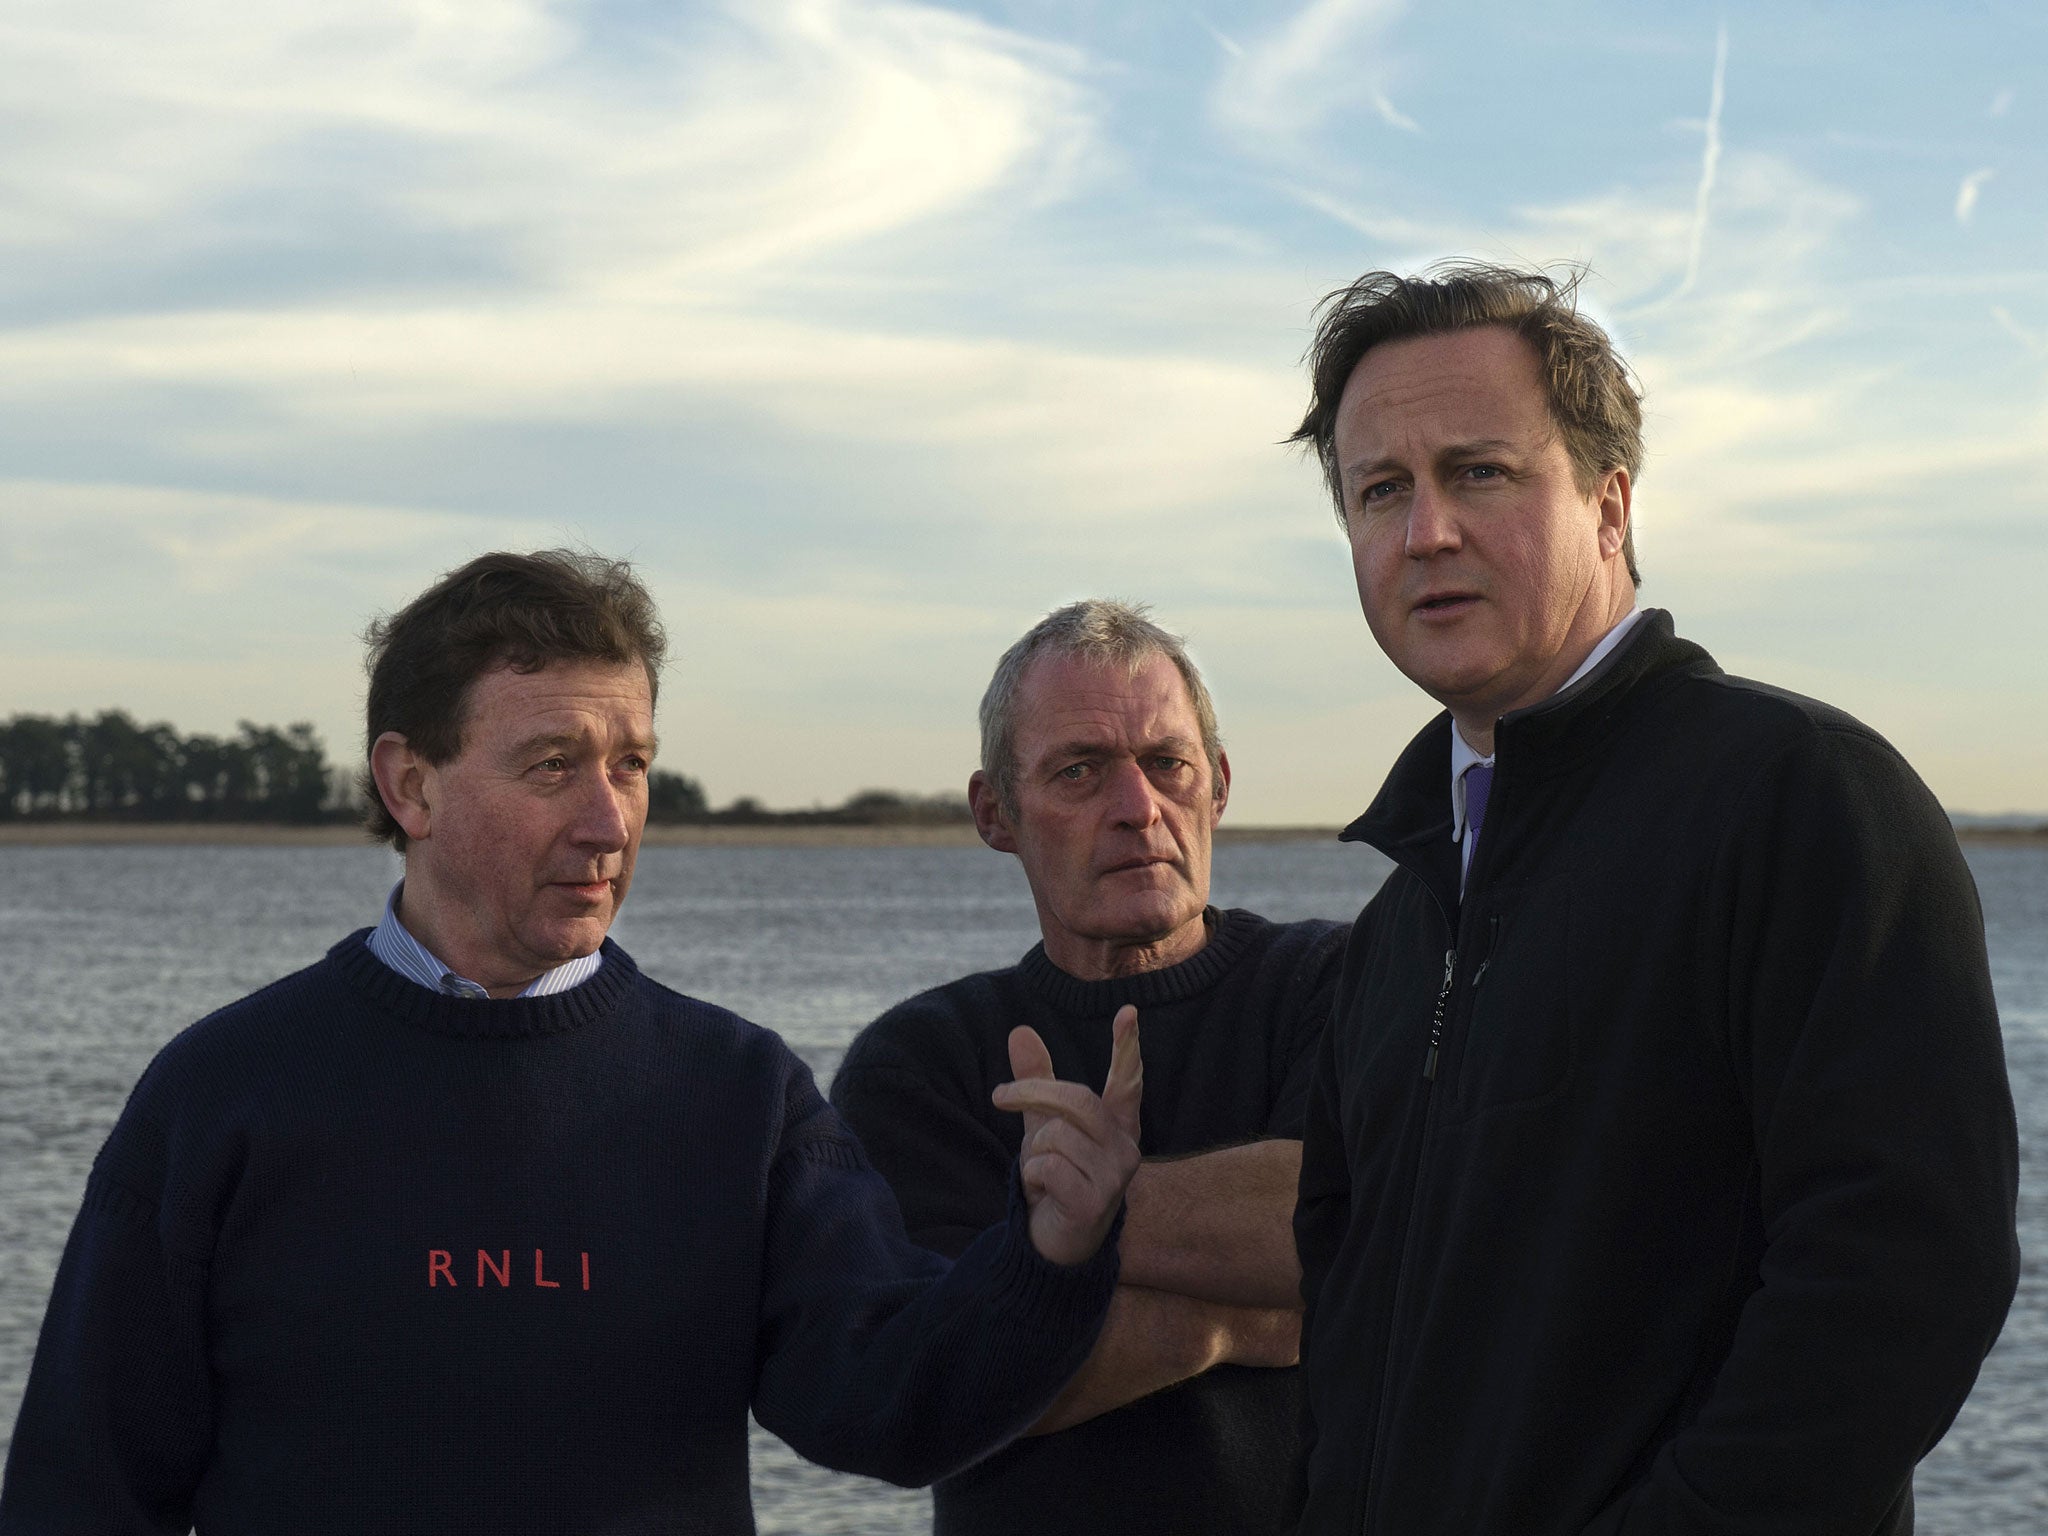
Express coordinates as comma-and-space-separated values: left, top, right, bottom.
1210, 750, 1231, 828
1595, 467, 1632, 563
369, 732, 435, 844
967, 769, 1019, 854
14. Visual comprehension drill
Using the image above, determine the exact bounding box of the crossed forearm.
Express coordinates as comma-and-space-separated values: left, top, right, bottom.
1026, 1284, 1300, 1435
1023, 1138, 1305, 1433
1116, 1138, 1303, 1308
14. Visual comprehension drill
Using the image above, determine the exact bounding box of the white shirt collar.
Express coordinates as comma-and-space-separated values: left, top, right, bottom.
1450, 606, 1649, 848
365, 881, 603, 999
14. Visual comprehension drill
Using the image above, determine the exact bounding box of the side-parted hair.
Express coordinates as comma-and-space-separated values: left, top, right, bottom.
1290, 261, 1644, 585
360, 549, 667, 850
979, 599, 1222, 815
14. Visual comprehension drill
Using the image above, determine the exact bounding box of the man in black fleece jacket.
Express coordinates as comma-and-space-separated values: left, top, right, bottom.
0, 551, 1142, 1536
1284, 266, 2019, 1534
833, 600, 1346, 1536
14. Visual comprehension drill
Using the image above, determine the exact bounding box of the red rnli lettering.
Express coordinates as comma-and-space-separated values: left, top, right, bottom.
429, 1247, 589, 1290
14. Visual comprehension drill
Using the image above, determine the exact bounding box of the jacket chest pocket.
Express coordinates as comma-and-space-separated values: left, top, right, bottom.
1437, 893, 1577, 1127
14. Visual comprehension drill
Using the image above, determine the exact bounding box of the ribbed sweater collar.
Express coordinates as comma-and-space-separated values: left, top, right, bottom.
329, 929, 638, 1039
1017, 907, 1254, 1016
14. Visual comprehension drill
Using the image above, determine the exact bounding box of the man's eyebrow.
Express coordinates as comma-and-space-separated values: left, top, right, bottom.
1038, 739, 1108, 768
508, 731, 582, 759
505, 729, 660, 759
1037, 734, 1202, 767
1341, 437, 1519, 483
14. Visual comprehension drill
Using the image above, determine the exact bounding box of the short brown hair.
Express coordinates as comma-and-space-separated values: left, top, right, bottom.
360, 549, 667, 849
979, 599, 1223, 817
1290, 261, 1643, 584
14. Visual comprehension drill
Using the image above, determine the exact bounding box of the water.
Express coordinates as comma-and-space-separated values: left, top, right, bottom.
0, 839, 2042, 1531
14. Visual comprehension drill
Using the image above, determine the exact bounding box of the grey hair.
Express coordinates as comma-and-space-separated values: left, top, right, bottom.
978, 599, 1223, 814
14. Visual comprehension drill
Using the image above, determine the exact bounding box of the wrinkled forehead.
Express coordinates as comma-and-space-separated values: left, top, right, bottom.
455, 656, 656, 748
1013, 650, 1200, 757
1334, 327, 1554, 452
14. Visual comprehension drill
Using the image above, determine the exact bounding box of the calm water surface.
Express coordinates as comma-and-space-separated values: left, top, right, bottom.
1, 840, 2042, 1531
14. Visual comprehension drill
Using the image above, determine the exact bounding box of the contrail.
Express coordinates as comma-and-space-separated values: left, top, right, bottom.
1671, 23, 1728, 302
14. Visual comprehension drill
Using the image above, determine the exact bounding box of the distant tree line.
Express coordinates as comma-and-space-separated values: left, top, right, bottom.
694, 788, 973, 828
0, 711, 344, 822
0, 711, 970, 828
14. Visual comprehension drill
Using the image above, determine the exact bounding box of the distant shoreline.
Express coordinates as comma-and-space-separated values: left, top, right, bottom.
3, 822, 2041, 849
0, 821, 1350, 849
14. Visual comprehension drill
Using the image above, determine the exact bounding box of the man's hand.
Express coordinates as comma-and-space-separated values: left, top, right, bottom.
991, 1004, 1143, 1266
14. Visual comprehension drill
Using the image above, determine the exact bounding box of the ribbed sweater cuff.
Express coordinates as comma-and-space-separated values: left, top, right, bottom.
977, 1167, 1124, 1326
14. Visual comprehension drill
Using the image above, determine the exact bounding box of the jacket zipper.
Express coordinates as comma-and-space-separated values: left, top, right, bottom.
1359, 882, 1461, 1535
1422, 947, 1456, 1080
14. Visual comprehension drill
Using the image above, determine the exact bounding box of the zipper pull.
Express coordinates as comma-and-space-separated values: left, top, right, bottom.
1423, 946, 1457, 1080
1471, 914, 1501, 990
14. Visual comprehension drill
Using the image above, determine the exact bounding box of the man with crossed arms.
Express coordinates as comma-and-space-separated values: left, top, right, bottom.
835, 599, 1345, 1536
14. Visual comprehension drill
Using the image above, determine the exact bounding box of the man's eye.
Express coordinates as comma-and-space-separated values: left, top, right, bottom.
1361, 479, 1401, 504
1466, 463, 1505, 481
1057, 763, 1089, 781
619, 756, 648, 775
535, 756, 568, 772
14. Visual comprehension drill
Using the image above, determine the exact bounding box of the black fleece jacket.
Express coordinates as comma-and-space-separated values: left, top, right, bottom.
1293, 612, 2019, 1536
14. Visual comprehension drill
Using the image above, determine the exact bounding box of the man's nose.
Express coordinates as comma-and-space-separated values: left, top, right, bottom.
1104, 760, 1163, 829
572, 774, 632, 849
1404, 483, 1461, 558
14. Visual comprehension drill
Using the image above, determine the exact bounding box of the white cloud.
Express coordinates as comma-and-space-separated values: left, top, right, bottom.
1211, 0, 1416, 146
0, 302, 1305, 525
1988, 87, 2014, 117
1955, 167, 1995, 224
0, 478, 552, 596
1275, 184, 1470, 255
0, 0, 1095, 293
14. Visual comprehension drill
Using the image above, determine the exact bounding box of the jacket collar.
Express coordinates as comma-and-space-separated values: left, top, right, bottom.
1340, 611, 1717, 867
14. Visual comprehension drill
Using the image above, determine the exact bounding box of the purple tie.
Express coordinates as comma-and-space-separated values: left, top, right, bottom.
1464, 762, 1494, 848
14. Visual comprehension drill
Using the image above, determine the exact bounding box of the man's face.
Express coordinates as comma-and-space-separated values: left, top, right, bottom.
1332, 325, 1630, 727
405, 658, 654, 990
976, 652, 1227, 976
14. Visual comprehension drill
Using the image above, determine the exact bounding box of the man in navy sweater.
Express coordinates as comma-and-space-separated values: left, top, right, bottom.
0, 550, 1141, 1536
832, 600, 1346, 1535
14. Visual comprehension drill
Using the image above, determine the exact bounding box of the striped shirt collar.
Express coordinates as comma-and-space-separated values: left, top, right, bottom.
366, 881, 604, 1000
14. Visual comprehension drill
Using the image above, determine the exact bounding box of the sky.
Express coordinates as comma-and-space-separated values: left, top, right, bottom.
1, 0, 2043, 824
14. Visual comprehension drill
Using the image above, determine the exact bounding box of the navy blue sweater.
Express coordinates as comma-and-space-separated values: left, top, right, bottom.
0, 934, 1119, 1535
832, 909, 1347, 1536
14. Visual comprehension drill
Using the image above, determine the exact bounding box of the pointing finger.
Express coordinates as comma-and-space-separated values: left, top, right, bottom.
997, 1024, 1056, 1136
1101, 1004, 1142, 1144
1007, 1025, 1055, 1084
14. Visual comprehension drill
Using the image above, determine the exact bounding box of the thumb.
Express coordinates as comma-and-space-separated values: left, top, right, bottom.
1101, 1004, 1142, 1145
